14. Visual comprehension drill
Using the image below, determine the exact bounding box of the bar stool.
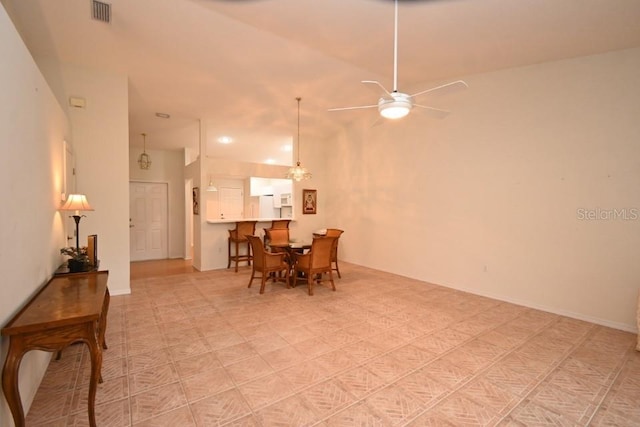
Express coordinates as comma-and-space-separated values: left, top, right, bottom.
264, 228, 290, 253
227, 221, 257, 272
263, 219, 291, 245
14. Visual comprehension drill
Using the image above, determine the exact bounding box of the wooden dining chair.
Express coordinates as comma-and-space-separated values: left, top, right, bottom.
246, 235, 290, 294
264, 228, 290, 252
293, 236, 338, 296
263, 220, 291, 245
325, 228, 344, 278
227, 221, 257, 272
270, 219, 291, 229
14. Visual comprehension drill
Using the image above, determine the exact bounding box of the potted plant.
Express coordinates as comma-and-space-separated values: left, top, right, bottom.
60, 246, 89, 272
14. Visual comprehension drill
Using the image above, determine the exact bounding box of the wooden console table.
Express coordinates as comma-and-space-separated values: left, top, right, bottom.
1, 271, 109, 427
53, 260, 100, 276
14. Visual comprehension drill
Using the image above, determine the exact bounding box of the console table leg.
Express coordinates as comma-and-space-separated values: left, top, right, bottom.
99, 289, 110, 350
86, 326, 103, 427
2, 341, 26, 427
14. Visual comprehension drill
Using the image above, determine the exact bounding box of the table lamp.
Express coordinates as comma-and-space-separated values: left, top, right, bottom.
59, 194, 94, 252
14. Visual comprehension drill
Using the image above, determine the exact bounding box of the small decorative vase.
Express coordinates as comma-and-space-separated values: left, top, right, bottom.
68, 259, 86, 273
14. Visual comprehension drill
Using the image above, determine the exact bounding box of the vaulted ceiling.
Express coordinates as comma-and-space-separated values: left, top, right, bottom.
4, 0, 640, 165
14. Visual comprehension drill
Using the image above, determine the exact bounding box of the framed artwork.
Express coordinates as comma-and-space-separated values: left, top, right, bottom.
193, 187, 200, 215
87, 234, 98, 267
302, 189, 317, 215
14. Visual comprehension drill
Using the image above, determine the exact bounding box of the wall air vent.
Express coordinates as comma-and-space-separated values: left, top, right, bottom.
91, 0, 111, 23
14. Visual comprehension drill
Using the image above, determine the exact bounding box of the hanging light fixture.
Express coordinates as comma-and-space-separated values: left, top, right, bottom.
137, 133, 152, 170
286, 97, 312, 181
206, 175, 218, 192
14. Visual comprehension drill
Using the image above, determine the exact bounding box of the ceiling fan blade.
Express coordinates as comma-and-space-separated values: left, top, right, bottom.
362, 80, 393, 99
370, 116, 384, 128
410, 80, 468, 99
413, 104, 451, 119
327, 104, 378, 112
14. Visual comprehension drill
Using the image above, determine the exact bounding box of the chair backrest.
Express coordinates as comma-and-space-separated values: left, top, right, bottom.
231, 221, 257, 240
246, 235, 265, 268
270, 219, 291, 229
308, 236, 337, 270
265, 228, 289, 246
325, 229, 344, 260
325, 228, 344, 238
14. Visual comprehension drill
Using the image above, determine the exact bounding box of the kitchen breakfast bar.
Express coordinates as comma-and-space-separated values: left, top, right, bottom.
198, 218, 295, 271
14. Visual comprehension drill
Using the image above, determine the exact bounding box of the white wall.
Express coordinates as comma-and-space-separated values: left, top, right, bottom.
0, 5, 69, 425
325, 48, 640, 331
129, 147, 186, 259
36, 60, 131, 296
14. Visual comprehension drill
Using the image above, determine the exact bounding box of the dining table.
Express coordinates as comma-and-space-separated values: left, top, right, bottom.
268, 240, 311, 260
267, 241, 312, 285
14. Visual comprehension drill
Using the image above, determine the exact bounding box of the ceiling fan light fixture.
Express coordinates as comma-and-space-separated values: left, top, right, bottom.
327, 0, 466, 120
379, 95, 412, 119
379, 103, 411, 119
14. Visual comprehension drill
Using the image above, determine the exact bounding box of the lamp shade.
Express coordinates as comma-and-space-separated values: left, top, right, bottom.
60, 194, 94, 212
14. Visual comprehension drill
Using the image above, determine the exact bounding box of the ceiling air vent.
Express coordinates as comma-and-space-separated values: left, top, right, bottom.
91, 0, 111, 23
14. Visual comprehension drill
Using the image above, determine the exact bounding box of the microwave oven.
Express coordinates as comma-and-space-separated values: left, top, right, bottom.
280, 193, 292, 206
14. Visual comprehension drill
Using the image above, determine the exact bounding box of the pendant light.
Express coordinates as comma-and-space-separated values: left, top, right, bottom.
286, 97, 312, 181
137, 133, 152, 170
206, 175, 218, 192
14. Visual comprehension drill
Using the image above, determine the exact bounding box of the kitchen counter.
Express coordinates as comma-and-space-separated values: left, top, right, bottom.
206, 217, 294, 224
199, 218, 295, 271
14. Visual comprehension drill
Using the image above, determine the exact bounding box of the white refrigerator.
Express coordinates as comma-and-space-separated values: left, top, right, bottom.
258, 195, 280, 218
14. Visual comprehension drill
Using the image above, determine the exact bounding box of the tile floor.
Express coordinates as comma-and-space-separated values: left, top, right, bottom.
25, 261, 640, 426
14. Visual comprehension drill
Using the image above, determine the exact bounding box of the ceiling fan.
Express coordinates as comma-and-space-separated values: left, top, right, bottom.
328, 0, 467, 120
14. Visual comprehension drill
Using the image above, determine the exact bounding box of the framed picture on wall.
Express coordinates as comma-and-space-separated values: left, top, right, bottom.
87, 234, 98, 267
193, 187, 200, 215
302, 189, 317, 215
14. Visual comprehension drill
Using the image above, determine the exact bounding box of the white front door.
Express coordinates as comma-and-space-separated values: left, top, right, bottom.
130, 182, 168, 261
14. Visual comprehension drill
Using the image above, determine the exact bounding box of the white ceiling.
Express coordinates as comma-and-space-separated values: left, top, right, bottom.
4, 0, 640, 166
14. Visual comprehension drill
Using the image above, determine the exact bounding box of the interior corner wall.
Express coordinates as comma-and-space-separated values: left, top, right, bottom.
184, 157, 201, 269
129, 147, 186, 259
0, 4, 70, 425
36, 60, 131, 296
325, 47, 640, 331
